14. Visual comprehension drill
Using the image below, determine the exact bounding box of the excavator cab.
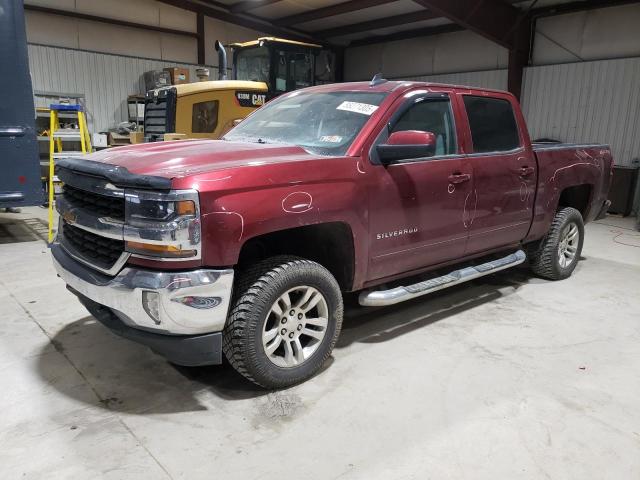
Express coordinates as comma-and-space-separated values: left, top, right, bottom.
231, 37, 322, 97
143, 37, 325, 142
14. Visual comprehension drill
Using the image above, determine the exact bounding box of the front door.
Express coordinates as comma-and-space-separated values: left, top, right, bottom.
458, 94, 537, 254
367, 93, 472, 281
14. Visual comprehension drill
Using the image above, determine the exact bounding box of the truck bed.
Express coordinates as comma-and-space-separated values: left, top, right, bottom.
525, 142, 613, 242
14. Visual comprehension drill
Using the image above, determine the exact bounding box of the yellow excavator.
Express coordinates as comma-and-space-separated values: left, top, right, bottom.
144, 37, 331, 141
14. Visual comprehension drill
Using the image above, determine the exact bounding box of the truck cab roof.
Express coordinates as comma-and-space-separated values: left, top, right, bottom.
300, 80, 515, 98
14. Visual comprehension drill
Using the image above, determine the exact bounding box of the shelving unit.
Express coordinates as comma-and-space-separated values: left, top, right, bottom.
127, 94, 145, 129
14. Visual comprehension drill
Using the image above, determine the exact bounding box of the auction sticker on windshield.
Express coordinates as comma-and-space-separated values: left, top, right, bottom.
320, 135, 343, 143
336, 101, 379, 116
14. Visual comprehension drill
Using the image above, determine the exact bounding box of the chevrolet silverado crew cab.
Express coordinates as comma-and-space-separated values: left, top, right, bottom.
52, 79, 612, 388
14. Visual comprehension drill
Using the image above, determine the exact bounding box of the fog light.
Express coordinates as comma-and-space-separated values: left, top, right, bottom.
142, 291, 161, 324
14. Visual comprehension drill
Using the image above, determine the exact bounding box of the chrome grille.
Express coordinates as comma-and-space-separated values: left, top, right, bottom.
62, 184, 124, 220
61, 222, 125, 271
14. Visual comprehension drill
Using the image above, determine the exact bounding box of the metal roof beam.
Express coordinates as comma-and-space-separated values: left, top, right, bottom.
412, 0, 528, 50
156, 0, 324, 45
531, 0, 640, 18
349, 23, 464, 47
230, 0, 283, 14
273, 0, 401, 27
315, 9, 438, 39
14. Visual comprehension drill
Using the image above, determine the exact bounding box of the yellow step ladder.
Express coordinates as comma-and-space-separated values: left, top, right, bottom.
47, 103, 92, 243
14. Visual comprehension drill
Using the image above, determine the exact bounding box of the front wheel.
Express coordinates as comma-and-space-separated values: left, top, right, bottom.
223, 256, 343, 389
528, 207, 584, 280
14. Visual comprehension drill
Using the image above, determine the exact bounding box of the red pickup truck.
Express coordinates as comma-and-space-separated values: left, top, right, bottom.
52, 79, 612, 388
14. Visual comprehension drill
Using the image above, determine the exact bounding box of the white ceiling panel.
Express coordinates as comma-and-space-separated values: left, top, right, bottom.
249, 0, 348, 20
298, 0, 422, 31
232, 0, 588, 21
328, 16, 452, 43
367, 16, 452, 35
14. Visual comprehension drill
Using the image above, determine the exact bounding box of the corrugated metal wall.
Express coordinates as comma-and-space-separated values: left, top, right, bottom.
28, 44, 639, 171
27, 44, 215, 133
400, 59, 640, 169
522, 57, 640, 168
395, 69, 508, 91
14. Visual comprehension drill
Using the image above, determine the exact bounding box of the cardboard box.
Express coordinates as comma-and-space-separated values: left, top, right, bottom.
91, 133, 108, 148
108, 132, 131, 147
143, 70, 171, 92
164, 67, 190, 85
130, 131, 144, 144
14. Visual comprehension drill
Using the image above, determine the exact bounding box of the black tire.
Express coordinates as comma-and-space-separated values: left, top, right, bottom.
223, 255, 343, 389
527, 207, 584, 280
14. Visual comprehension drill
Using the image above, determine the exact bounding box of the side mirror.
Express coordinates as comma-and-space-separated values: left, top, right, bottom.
377, 130, 437, 164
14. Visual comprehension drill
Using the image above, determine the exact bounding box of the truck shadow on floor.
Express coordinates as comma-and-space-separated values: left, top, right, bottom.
38, 317, 271, 414
337, 265, 534, 348
39, 265, 538, 412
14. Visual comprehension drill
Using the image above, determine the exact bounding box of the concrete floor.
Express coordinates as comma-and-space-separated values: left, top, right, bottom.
1, 207, 639, 479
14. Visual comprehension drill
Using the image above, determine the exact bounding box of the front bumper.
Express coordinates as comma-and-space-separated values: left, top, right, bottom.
51, 243, 234, 335
73, 292, 223, 366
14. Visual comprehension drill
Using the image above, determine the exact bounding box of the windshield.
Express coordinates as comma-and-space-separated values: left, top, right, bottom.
223, 91, 388, 156
236, 46, 270, 83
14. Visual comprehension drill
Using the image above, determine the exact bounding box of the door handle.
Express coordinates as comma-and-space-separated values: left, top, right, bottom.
448, 173, 471, 184
518, 166, 535, 177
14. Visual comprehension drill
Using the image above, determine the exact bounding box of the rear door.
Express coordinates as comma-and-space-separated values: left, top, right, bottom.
0, 0, 43, 208
367, 91, 472, 281
458, 94, 537, 254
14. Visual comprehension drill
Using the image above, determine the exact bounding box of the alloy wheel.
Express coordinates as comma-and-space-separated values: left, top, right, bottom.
262, 286, 329, 368
557, 222, 579, 268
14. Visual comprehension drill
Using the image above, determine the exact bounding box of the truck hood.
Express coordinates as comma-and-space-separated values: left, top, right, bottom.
82, 139, 322, 179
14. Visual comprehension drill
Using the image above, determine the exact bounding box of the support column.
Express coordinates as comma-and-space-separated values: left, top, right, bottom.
507, 17, 532, 100
508, 49, 527, 100
197, 12, 205, 65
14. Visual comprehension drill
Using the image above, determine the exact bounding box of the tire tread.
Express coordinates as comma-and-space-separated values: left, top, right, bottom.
528, 207, 583, 280
223, 255, 342, 388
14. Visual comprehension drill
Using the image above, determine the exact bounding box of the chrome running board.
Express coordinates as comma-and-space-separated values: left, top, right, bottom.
359, 250, 526, 307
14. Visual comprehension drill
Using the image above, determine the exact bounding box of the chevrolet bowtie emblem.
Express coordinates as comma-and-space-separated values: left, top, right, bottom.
63, 211, 77, 224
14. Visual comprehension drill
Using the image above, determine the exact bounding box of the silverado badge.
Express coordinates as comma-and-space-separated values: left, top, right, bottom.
376, 227, 418, 240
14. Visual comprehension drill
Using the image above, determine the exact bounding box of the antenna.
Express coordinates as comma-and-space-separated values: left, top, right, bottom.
370, 73, 388, 87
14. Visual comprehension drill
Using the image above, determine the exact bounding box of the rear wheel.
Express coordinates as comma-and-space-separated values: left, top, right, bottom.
528, 207, 584, 280
223, 256, 343, 389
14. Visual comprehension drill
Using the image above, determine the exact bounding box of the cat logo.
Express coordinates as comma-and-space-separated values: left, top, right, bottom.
251, 94, 266, 106
236, 91, 267, 108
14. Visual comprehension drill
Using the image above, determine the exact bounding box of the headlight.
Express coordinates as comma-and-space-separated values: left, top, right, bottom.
123, 190, 201, 260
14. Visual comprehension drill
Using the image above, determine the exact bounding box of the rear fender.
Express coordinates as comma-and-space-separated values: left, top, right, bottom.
525, 146, 611, 241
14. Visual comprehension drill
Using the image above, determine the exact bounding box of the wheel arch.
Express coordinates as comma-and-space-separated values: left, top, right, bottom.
557, 184, 593, 218
236, 222, 356, 291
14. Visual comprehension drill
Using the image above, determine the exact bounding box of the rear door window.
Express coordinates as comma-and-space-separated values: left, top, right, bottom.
462, 96, 520, 153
